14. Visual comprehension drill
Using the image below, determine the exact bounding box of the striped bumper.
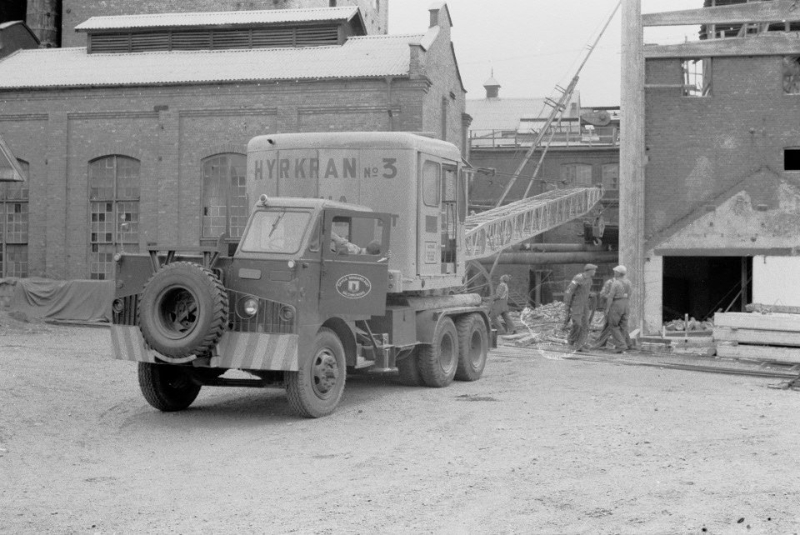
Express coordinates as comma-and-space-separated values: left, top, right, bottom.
110, 326, 299, 371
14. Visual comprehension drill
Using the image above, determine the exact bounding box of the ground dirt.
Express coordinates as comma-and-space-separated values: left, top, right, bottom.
2, 312, 800, 534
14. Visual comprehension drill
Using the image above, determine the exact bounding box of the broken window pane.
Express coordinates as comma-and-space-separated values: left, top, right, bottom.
682, 58, 712, 97
783, 56, 800, 94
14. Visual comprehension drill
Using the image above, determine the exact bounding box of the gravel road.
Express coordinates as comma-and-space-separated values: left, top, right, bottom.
2, 318, 800, 534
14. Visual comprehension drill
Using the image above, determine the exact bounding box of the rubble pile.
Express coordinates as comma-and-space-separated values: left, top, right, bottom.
664, 317, 714, 332
505, 301, 608, 347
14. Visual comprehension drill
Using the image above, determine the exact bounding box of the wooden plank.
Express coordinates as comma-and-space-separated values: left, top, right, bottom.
646, 35, 800, 59
714, 326, 800, 347
716, 344, 800, 365
643, 1, 800, 27
746, 303, 800, 315
715, 312, 800, 332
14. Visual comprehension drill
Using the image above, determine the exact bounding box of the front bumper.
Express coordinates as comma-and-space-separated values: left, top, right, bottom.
110, 325, 300, 371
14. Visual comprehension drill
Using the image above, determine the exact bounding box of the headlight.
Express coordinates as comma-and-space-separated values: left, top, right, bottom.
287, 260, 296, 269
112, 299, 124, 313
243, 298, 259, 317
237, 297, 259, 319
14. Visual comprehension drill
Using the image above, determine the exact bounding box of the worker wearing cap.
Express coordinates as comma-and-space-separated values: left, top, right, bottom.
590, 277, 615, 350
563, 263, 597, 351
491, 274, 517, 335
605, 265, 633, 353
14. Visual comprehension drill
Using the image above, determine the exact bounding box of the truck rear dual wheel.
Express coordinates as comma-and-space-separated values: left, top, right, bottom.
418, 317, 458, 388
138, 262, 229, 359
286, 328, 346, 418
138, 362, 201, 412
455, 314, 488, 381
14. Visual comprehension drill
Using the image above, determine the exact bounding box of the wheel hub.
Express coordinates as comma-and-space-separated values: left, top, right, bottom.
312, 350, 339, 397
161, 289, 198, 334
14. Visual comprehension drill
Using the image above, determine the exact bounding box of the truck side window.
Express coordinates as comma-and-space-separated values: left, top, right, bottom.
422, 161, 440, 207
329, 216, 385, 256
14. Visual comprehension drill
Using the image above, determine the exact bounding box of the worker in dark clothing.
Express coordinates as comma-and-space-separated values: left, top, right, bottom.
605, 265, 633, 353
563, 263, 597, 352
491, 274, 516, 334
590, 277, 614, 350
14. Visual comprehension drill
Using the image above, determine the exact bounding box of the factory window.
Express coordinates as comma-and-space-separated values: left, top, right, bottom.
601, 164, 619, 190
783, 56, 800, 94
0, 159, 29, 278
89, 156, 140, 280
561, 164, 592, 186
682, 58, 712, 97
201, 154, 248, 240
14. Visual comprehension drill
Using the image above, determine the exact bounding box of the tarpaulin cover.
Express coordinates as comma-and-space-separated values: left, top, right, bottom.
10, 278, 113, 323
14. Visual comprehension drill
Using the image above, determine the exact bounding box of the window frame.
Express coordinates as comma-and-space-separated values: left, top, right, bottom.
561, 163, 593, 187
682, 58, 712, 98
88, 155, 141, 280
201, 153, 248, 241
0, 159, 30, 277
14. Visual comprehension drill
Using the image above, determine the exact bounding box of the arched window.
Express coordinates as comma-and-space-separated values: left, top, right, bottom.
0, 159, 29, 277
201, 153, 248, 239
89, 155, 140, 280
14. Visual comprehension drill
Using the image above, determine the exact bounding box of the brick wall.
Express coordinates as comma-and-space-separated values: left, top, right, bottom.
0, 76, 462, 279
61, 0, 387, 47
645, 56, 800, 247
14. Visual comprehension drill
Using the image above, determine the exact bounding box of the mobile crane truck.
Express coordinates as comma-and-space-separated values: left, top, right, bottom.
109, 132, 493, 417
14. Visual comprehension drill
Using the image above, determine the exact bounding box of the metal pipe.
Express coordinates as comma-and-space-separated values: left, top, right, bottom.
479, 251, 618, 266
520, 243, 607, 253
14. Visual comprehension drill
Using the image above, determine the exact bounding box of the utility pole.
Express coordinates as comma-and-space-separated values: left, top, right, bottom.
620, 0, 646, 332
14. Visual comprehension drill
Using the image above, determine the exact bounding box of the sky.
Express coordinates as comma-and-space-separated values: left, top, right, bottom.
388, 0, 704, 107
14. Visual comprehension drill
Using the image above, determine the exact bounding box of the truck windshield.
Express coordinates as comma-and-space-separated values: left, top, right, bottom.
240, 210, 311, 254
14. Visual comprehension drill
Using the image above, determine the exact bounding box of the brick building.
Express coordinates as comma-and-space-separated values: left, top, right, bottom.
0, 3, 468, 280
61, 0, 388, 46
466, 77, 620, 305
642, 0, 800, 330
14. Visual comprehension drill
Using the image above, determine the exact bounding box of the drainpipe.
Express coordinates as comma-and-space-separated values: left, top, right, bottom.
385, 76, 394, 131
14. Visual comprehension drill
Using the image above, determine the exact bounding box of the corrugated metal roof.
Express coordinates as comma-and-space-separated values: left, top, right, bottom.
0, 34, 424, 90
467, 94, 582, 133
75, 7, 360, 32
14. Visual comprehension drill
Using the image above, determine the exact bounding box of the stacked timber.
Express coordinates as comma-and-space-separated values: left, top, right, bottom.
714, 311, 800, 364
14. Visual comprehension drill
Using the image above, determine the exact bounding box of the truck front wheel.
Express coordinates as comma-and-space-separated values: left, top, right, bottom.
418, 317, 458, 388
138, 362, 201, 412
455, 314, 488, 381
286, 328, 346, 418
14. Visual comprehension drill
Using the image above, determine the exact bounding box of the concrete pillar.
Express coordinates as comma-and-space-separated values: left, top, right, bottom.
620, 0, 646, 332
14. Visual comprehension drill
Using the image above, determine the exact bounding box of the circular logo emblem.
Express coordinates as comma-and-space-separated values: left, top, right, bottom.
336, 274, 372, 299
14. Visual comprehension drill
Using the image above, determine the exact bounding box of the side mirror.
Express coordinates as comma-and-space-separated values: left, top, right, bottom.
217, 231, 230, 256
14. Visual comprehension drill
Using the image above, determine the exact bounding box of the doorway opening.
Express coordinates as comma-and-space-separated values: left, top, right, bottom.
662, 256, 752, 322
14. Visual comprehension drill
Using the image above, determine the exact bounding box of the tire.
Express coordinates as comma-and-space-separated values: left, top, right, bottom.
138, 262, 228, 359
286, 328, 346, 418
455, 313, 488, 382
138, 362, 201, 412
418, 317, 458, 388
396, 348, 423, 386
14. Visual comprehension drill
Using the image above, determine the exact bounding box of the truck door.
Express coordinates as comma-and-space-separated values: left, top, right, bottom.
319, 211, 390, 318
